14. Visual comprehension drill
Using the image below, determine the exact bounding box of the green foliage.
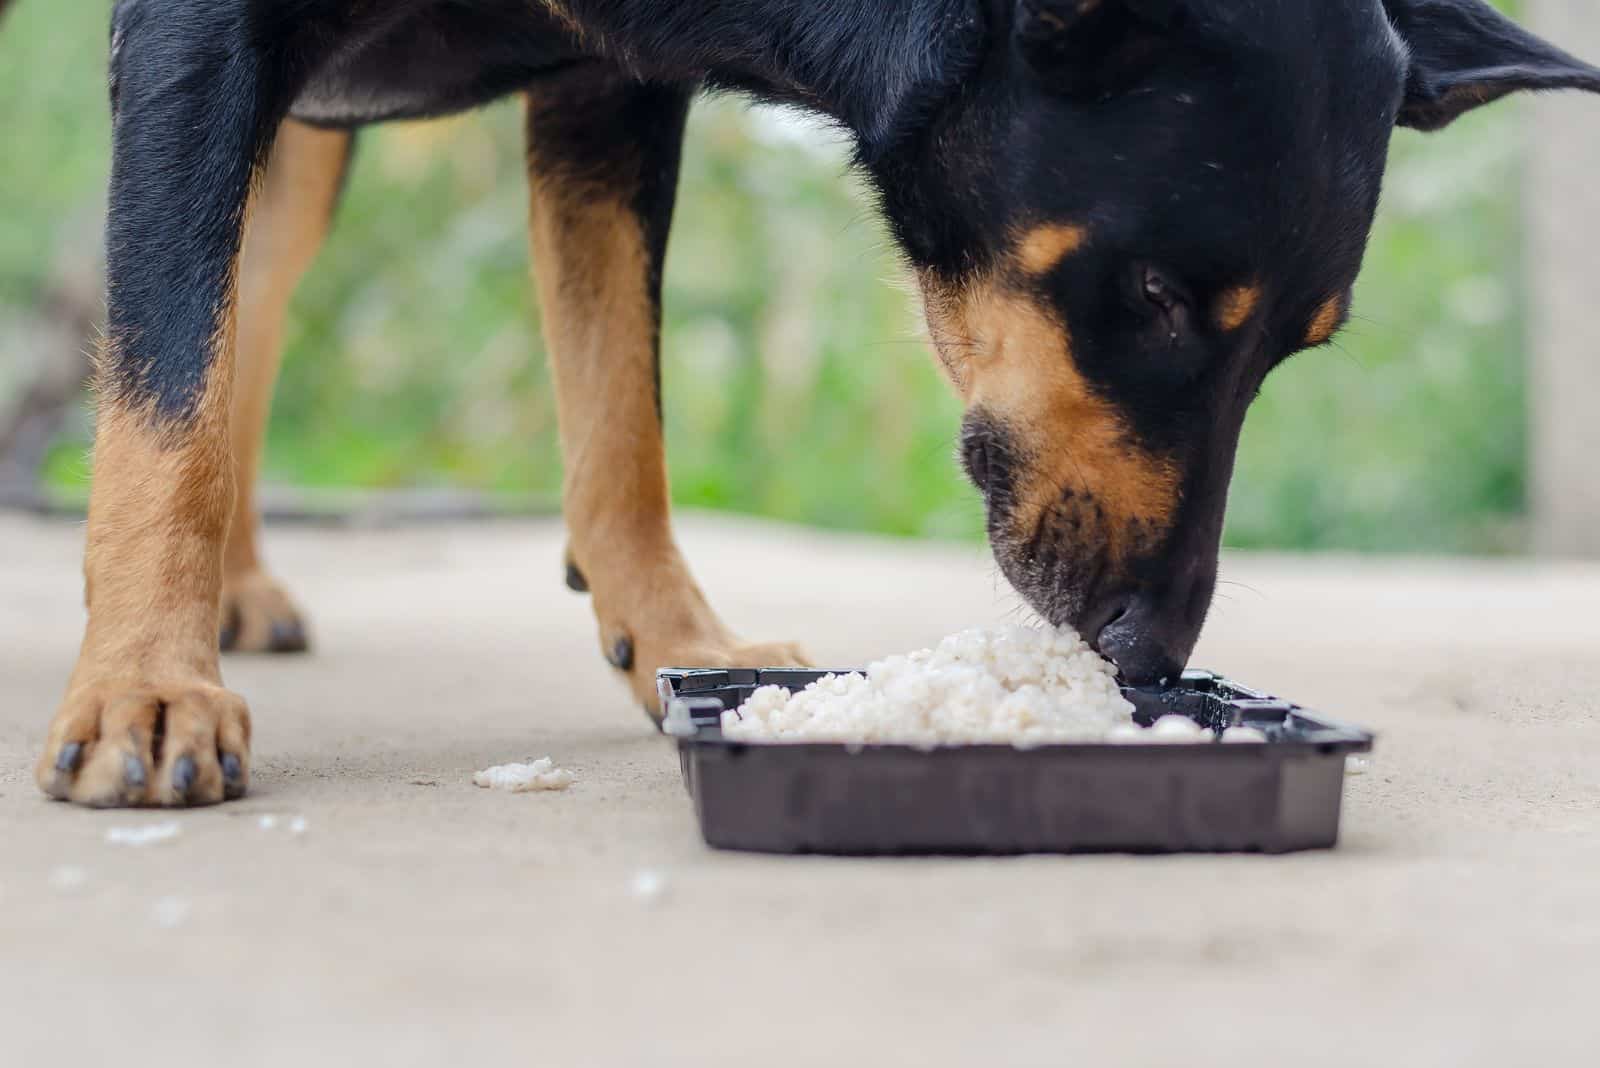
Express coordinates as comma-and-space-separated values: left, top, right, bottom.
0, 0, 1533, 551
1231, 109, 1529, 553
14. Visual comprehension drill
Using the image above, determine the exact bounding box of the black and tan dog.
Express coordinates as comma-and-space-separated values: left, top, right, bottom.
35, 0, 1600, 806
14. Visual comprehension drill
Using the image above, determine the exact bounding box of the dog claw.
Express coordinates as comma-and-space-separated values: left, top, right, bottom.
124, 753, 147, 789
172, 755, 197, 798
268, 619, 308, 653
221, 753, 245, 799
42, 743, 82, 799
607, 635, 635, 672
55, 742, 83, 774
565, 561, 589, 593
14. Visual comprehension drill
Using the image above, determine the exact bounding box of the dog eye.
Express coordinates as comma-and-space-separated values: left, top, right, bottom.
1131, 264, 1194, 343
1140, 266, 1188, 313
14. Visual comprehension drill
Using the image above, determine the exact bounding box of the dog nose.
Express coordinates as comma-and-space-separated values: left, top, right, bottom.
1086, 591, 1191, 686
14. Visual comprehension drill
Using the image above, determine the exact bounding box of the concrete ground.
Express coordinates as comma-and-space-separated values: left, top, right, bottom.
2, 511, 1597, 1065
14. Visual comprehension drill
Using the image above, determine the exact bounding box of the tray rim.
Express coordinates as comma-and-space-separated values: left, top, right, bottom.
657, 667, 1376, 756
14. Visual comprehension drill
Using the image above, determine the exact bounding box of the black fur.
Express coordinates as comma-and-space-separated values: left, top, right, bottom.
291, 2, 583, 127
1384, 0, 1600, 130
100, 0, 1600, 679
103, 0, 286, 419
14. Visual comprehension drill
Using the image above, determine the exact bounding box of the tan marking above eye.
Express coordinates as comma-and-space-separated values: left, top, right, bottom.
917, 273, 1179, 556
1015, 223, 1089, 277
1214, 284, 1262, 332
1305, 296, 1345, 345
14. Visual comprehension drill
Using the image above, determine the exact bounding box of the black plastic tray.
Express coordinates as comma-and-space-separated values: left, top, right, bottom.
657, 668, 1373, 856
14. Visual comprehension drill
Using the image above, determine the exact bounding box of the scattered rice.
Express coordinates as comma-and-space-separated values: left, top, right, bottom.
473, 758, 574, 793
151, 897, 190, 929
105, 821, 182, 847
48, 866, 88, 892
630, 869, 667, 905
723, 625, 1225, 748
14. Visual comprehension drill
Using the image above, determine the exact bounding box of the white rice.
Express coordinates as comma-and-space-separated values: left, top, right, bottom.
473, 757, 574, 793
105, 821, 182, 847
48, 865, 88, 892
722, 625, 1244, 748
629, 869, 668, 905
151, 896, 191, 929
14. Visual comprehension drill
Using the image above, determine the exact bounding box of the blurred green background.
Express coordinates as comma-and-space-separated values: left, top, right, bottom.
0, 1, 1531, 552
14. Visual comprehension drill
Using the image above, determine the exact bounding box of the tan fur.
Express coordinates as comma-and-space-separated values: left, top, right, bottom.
41, 321, 252, 806
1305, 295, 1344, 346
82, 353, 237, 681
921, 273, 1179, 558
1015, 223, 1088, 277
223, 119, 350, 650
1215, 284, 1262, 332
527, 99, 805, 710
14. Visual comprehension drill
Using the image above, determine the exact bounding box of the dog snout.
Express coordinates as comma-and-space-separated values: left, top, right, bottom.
1078, 590, 1132, 650
1085, 563, 1215, 685
1091, 591, 1189, 686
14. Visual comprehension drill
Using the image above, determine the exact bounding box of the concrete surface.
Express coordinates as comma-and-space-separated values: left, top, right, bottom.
2, 512, 1598, 1066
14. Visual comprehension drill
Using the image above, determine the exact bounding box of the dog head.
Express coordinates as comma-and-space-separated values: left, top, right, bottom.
875, 0, 1600, 682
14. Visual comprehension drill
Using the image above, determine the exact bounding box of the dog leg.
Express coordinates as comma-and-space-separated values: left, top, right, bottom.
221, 119, 352, 655
526, 72, 809, 714
35, 6, 286, 806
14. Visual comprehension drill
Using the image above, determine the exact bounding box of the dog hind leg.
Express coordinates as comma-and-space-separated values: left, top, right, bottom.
221, 118, 353, 655
526, 69, 810, 715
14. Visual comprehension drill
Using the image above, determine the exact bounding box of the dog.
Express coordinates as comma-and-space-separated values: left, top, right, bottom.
34, 0, 1600, 806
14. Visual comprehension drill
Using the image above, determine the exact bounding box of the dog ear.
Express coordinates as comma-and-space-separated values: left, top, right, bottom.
1383, 0, 1600, 130
1015, 1, 1185, 86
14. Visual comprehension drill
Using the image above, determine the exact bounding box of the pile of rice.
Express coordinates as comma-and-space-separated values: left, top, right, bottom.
722, 625, 1266, 748
472, 757, 575, 792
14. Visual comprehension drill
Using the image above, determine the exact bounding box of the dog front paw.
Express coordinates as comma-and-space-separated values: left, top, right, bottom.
568, 541, 810, 716
600, 624, 811, 718
37, 678, 251, 807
